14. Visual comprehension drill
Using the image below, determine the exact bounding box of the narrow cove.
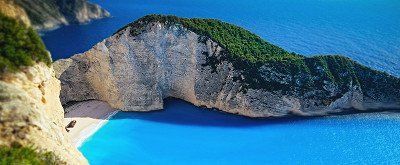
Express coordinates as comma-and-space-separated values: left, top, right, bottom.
79, 98, 400, 164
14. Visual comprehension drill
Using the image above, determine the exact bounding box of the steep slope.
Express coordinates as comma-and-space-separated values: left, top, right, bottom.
55, 15, 400, 117
0, 14, 87, 164
0, 0, 30, 26
0, 0, 110, 30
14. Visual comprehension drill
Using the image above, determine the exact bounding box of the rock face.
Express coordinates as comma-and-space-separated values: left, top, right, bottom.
55, 17, 400, 117
0, 0, 110, 30
0, 63, 88, 164
0, 0, 31, 27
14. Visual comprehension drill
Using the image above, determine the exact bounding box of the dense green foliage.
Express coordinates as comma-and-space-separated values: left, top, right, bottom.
116, 15, 399, 100
116, 15, 299, 62
0, 13, 51, 74
0, 144, 61, 165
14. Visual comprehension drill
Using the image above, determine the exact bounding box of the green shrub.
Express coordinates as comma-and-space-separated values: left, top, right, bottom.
0, 144, 61, 165
0, 13, 51, 74
116, 14, 296, 63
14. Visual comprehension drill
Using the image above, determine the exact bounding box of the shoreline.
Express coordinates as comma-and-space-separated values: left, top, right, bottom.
75, 110, 119, 147
63, 99, 400, 148
64, 100, 118, 147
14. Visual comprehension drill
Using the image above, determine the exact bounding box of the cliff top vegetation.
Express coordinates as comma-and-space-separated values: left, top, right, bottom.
116, 15, 399, 99
0, 144, 62, 165
0, 13, 51, 74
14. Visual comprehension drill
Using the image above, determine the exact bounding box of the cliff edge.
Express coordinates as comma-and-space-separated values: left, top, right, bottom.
0, 14, 87, 164
55, 15, 400, 117
0, 64, 88, 164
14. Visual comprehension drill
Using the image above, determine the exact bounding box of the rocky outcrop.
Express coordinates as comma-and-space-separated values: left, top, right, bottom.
0, 0, 31, 27
55, 16, 400, 118
0, 0, 110, 30
0, 63, 88, 164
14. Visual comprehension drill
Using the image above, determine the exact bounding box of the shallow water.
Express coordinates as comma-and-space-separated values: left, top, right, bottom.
42, 0, 400, 77
41, 0, 400, 164
79, 99, 400, 164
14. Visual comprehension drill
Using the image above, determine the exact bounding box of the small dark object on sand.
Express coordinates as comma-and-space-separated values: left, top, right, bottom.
65, 120, 77, 132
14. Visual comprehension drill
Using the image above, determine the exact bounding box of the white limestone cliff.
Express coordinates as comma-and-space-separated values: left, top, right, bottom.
0, 63, 88, 165
54, 21, 400, 117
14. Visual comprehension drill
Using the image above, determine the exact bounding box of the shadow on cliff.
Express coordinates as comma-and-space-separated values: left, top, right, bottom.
109, 98, 322, 128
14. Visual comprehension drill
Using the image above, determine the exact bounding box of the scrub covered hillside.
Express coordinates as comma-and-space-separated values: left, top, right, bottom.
0, 13, 51, 74
0, 144, 61, 165
117, 15, 400, 103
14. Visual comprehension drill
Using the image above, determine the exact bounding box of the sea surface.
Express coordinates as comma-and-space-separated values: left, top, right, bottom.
79, 99, 400, 164
42, 0, 400, 77
40, 0, 400, 164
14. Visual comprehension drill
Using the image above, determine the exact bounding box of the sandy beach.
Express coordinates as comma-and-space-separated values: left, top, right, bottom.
64, 100, 118, 147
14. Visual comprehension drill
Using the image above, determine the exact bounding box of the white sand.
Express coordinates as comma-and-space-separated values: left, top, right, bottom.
64, 100, 118, 147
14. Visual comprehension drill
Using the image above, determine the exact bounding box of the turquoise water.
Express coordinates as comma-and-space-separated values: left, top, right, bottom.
40, 0, 400, 164
42, 0, 400, 77
80, 99, 400, 164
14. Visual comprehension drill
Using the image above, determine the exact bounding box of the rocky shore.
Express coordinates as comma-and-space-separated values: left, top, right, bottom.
0, 0, 110, 30
55, 15, 400, 118
1, 13, 399, 164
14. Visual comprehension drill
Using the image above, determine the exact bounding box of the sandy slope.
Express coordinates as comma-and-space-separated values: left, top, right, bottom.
64, 100, 118, 147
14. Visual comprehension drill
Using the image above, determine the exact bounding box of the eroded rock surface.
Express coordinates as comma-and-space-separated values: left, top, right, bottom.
55, 20, 400, 117
0, 63, 88, 164
0, 0, 110, 30
0, 0, 31, 27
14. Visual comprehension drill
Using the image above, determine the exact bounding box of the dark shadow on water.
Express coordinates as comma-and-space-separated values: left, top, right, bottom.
110, 98, 326, 127
110, 98, 400, 127
64, 98, 400, 127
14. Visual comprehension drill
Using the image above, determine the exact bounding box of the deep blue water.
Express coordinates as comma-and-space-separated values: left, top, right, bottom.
41, 0, 400, 164
42, 0, 400, 77
80, 99, 400, 164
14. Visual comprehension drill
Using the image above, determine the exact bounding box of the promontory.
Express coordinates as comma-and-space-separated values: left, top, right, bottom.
55, 15, 400, 118
0, 0, 110, 30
